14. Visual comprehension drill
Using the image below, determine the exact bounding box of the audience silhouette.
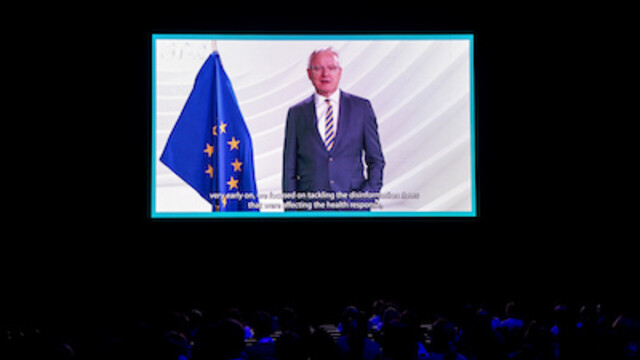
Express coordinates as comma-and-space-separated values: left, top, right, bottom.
2, 300, 638, 359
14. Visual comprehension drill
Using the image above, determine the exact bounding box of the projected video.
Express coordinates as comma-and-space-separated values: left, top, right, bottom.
152, 34, 476, 218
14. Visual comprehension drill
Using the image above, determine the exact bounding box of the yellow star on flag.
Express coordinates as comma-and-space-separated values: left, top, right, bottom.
227, 137, 240, 151
226, 176, 239, 191
203, 143, 214, 157
231, 158, 243, 172
212, 125, 217, 136
219, 121, 228, 134
205, 164, 214, 178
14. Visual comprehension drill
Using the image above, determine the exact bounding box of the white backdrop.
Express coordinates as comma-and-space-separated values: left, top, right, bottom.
154, 38, 473, 213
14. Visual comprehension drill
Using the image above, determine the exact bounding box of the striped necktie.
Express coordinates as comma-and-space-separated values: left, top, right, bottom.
324, 99, 335, 151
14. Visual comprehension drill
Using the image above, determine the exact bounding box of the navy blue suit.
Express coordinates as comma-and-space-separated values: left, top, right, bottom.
283, 91, 385, 195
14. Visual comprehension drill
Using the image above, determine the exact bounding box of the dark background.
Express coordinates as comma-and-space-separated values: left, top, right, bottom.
3, 1, 636, 353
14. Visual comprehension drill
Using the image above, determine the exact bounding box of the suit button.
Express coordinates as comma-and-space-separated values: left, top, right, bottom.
330, 180, 335, 184
329, 157, 334, 162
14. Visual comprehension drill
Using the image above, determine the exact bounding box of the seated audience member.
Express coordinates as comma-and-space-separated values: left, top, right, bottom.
381, 318, 415, 360
428, 318, 467, 360
246, 311, 277, 360
160, 330, 190, 360
499, 302, 525, 332
550, 303, 575, 360
574, 303, 608, 359
520, 320, 552, 360
279, 307, 310, 338
375, 304, 400, 344
369, 300, 387, 333
226, 307, 254, 340
400, 310, 428, 360
336, 306, 382, 360
192, 318, 246, 360
610, 313, 640, 359
276, 330, 308, 360
498, 302, 525, 358
468, 307, 507, 360
309, 326, 344, 360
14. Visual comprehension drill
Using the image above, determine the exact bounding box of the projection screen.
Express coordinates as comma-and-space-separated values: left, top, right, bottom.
152, 34, 476, 218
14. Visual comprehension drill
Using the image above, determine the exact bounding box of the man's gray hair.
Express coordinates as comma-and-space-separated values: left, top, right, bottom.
308, 47, 341, 69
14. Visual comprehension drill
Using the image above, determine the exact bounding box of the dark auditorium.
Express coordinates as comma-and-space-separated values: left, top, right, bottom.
3, 3, 637, 360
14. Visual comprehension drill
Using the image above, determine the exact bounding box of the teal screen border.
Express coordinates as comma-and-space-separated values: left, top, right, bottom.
151, 34, 476, 219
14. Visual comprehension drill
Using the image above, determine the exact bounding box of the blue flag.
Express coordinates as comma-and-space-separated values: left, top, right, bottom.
160, 51, 258, 211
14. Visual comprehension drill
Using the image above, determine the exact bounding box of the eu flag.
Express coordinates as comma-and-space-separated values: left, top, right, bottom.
160, 51, 258, 211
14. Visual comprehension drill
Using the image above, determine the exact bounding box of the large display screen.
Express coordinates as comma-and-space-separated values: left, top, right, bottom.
151, 34, 475, 218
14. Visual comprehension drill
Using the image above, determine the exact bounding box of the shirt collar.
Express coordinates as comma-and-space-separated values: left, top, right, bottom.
315, 89, 341, 106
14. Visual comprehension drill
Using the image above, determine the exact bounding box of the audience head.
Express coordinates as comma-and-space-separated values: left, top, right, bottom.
193, 318, 246, 360
276, 330, 307, 360
340, 306, 362, 333
504, 301, 520, 318
251, 310, 275, 339
430, 317, 458, 354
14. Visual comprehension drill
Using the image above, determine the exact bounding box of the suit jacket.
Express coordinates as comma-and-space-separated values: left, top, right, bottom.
283, 91, 385, 194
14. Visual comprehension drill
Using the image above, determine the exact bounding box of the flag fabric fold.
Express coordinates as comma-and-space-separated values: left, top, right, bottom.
160, 51, 258, 211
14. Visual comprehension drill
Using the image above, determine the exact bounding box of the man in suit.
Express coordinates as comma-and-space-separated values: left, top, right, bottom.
283, 48, 385, 210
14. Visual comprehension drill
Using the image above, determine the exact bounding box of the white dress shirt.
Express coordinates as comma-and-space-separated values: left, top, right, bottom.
314, 89, 341, 142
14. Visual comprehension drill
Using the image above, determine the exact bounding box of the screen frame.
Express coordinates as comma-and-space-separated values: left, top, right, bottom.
150, 33, 477, 219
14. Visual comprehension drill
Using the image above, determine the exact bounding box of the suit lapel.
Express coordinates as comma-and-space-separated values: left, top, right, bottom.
304, 95, 325, 149
333, 91, 350, 151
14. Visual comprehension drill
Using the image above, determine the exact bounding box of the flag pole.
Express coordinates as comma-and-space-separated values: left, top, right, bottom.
212, 40, 218, 53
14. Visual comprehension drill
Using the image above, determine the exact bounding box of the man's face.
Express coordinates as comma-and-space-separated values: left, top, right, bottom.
307, 51, 342, 97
